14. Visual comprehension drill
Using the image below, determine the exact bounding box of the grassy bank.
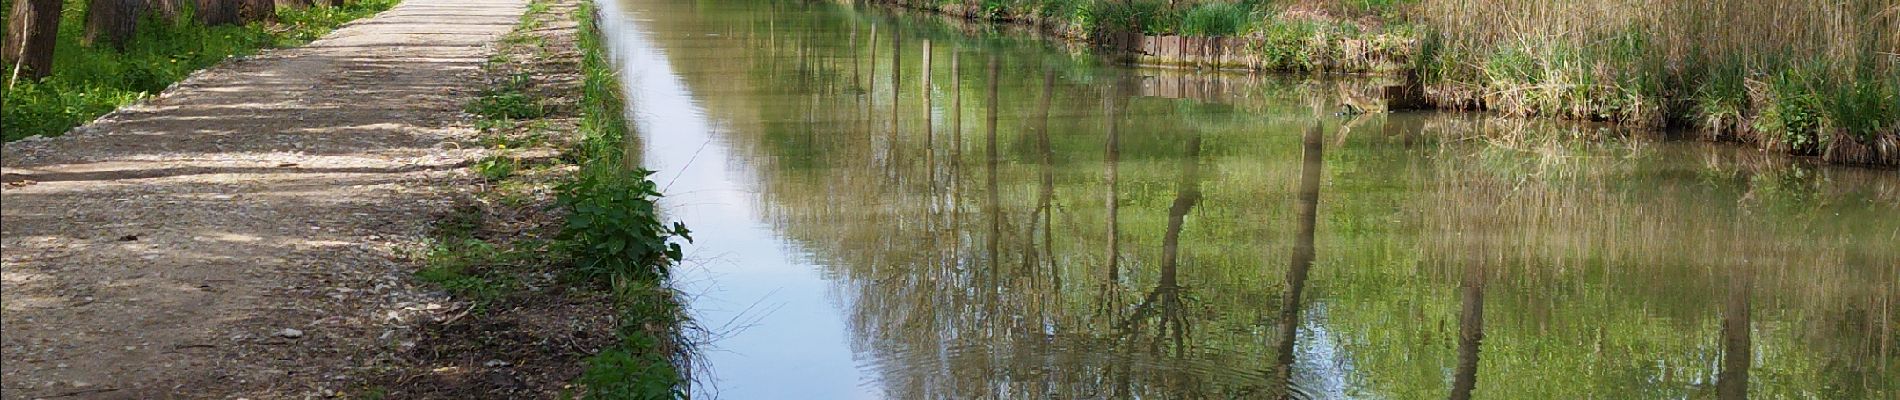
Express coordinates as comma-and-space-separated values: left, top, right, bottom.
1, 0, 399, 141
568, 0, 695, 396
384, 0, 693, 397
856, 0, 1899, 166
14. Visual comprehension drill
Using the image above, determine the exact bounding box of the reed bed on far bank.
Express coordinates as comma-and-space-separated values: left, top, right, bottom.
1415, 0, 1899, 165
863, 0, 1898, 165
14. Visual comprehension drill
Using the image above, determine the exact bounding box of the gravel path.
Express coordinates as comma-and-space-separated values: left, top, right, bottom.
1, 0, 526, 397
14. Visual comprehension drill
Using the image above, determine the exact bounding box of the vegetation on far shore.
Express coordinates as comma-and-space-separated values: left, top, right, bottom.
864, 0, 1899, 166
2, 0, 399, 141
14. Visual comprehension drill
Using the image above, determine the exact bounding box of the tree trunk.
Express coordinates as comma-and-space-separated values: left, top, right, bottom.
85, 0, 148, 50
196, 0, 240, 26
4, 0, 62, 81
237, 0, 273, 23
151, 0, 185, 23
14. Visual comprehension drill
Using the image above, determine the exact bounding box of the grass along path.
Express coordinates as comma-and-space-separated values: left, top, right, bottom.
0, 0, 529, 397
362, 0, 695, 396
1, 0, 401, 141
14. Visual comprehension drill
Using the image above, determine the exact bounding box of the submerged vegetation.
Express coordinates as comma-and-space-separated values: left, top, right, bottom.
1, 0, 400, 141
861, 0, 1900, 166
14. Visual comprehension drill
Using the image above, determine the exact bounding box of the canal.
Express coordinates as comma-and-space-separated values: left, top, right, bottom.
593, 0, 1900, 397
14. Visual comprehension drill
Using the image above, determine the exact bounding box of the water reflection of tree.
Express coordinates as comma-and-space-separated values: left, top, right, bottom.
1120, 129, 1203, 356
1718, 267, 1753, 400
1265, 125, 1325, 399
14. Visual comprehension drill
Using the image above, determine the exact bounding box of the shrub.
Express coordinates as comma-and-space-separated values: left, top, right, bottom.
555, 163, 690, 284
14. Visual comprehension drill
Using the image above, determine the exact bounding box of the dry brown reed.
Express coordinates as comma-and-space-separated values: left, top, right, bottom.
1416, 0, 1899, 165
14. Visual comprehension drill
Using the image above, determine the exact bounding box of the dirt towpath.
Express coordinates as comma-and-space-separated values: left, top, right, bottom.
2, 0, 527, 397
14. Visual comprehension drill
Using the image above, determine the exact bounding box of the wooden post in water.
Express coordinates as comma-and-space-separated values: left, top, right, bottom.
923, 40, 934, 183
864, 23, 878, 136
889, 28, 902, 177
949, 48, 962, 264
951, 50, 962, 163
891, 28, 902, 138
867, 23, 877, 102
985, 55, 1001, 281
768, 19, 777, 73
850, 19, 860, 91
1104, 82, 1122, 285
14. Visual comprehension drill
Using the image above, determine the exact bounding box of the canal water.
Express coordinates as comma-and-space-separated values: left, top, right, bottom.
593, 0, 1900, 397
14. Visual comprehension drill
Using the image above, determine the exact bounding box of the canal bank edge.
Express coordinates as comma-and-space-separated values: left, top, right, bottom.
841, 0, 1897, 167
365, 0, 696, 397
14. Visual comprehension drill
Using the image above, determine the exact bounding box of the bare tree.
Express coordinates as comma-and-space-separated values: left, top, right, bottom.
4, 0, 62, 81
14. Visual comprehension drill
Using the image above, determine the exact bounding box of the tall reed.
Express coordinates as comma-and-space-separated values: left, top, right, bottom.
1416, 0, 1899, 164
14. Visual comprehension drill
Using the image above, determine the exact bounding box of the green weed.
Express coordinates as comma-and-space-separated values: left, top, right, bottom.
519, 0, 553, 30
1255, 19, 1318, 70
474, 154, 518, 181
418, 208, 537, 308
467, 73, 546, 120
555, 166, 689, 283
1755, 71, 1824, 154
578, 281, 689, 400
